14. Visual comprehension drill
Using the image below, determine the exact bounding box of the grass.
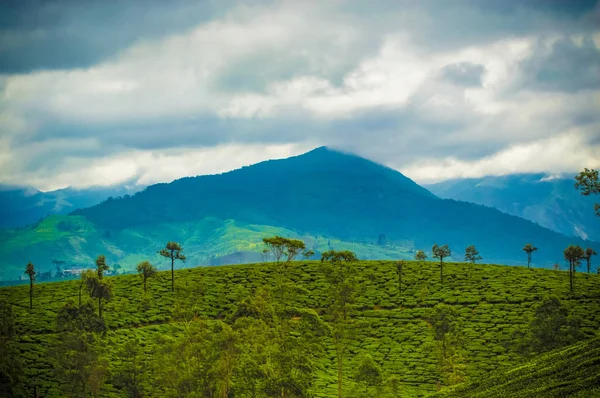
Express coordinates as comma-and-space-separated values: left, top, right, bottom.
1, 259, 599, 396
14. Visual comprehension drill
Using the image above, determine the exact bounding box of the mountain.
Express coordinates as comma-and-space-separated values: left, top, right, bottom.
0, 184, 142, 229
0, 147, 598, 280
425, 174, 600, 241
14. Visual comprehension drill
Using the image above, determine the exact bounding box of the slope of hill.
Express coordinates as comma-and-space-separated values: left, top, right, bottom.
433, 337, 600, 397
1, 260, 599, 396
425, 174, 600, 242
0, 184, 140, 229
1, 147, 599, 280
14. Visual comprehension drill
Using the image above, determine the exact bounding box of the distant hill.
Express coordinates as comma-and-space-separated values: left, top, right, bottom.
434, 337, 600, 397
425, 174, 600, 242
0, 147, 598, 279
0, 184, 141, 229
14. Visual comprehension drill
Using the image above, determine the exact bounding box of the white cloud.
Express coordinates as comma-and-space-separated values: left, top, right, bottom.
400, 130, 600, 183
0, 0, 599, 189
22, 142, 312, 192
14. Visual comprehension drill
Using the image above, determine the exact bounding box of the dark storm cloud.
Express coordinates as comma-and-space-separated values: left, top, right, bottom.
519, 36, 600, 92
1, 0, 599, 188
0, 0, 254, 74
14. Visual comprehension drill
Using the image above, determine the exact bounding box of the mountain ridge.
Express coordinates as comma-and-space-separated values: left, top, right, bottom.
1, 147, 598, 279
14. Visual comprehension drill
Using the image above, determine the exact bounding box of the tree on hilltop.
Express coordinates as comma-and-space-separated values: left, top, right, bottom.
415, 250, 427, 262
159, 242, 186, 292
575, 168, 600, 216
564, 245, 585, 292
24, 262, 36, 310
262, 236, 306, 304
522, 244, 537, 268
464, 245, 482, 264
136, 261, 157, 294
584, 248, 597, 274
395, 260, 404, 299
432, 244, 451, 286
303, 249, 315, 260
95, 255, 109, 279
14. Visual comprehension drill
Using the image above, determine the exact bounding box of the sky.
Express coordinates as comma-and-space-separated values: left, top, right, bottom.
0, 0, 599, 191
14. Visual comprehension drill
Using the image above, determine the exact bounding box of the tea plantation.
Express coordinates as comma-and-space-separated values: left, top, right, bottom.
1, 259, 600, 397
433, 336, 600, 397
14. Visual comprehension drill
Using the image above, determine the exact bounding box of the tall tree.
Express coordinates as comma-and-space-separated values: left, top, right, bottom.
24, 262, 35, 310
415, 250, 427, 262
0, 300, 24, 397
428, 303, 465, 386
395, 260, 404, 300
522, 243, 538, 268
574, 168, 600, 216
354, 354, 382, 394
262, 236, 306, 304
564, 245, 585, 292
53, 301, 108, 397
113, 337, 147, 398
320, 250, 359, 398
527, 296, 582, 354
158, 242, 186, 292
95, 255, 109, 279
464, 245, 482, 264
136, 261, 157, 294
584, 248, 597, 274
79, 270, 96, 307
432, 244, 451, 286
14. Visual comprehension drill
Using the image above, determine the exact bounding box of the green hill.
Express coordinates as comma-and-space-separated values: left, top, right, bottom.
1, 259, 599, 396
433, 337, 600, 397
2, 147, 599, 280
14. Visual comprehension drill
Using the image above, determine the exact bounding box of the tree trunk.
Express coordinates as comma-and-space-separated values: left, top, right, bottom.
29, 279, 33, 309
527, 254, 530, 269
569, 260, 573, 292
171, 254, 175, 292
144, 278, 147, 294
440, 260, 444, 286
337, 343, 343, 398
587, 259, 591, 274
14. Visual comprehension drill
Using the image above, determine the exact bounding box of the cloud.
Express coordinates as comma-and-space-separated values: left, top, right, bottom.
0, 0, 599, 189
400, 130, 600, 183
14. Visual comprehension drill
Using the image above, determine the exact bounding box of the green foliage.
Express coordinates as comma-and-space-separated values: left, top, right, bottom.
464, 245, 482, 264
575, 167, 600, 216
1, 259, 600, 396
527, 296, 582, 354
433, 337, 600, 398
136, 260, 157, 294
0, 300, 24, 397
415, 250, 427, 262
112, 337, 147, 398
95, 255, 109, 279
354, 353, 382, 393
